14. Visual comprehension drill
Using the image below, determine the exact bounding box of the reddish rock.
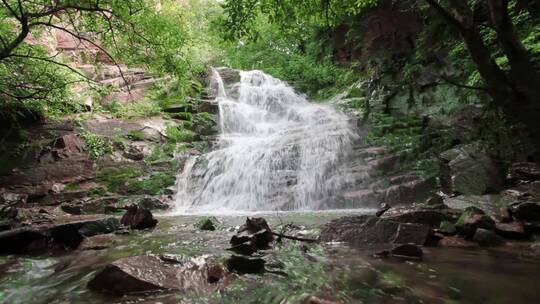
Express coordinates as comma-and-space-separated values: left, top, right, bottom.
51, 134, 85, 160
495, 222, 528, 239
319, 215, 430, 247
88, 254, 231, 296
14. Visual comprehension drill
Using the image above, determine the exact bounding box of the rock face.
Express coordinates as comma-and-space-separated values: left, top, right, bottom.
120, 205, 157, 230
319, 215, 430, 246
88, 254, 231, 296
439, 143, 503, 195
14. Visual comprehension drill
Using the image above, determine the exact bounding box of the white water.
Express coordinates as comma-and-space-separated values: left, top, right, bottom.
174, 68, 358, 214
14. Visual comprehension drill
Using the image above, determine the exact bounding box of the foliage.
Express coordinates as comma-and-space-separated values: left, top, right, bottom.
80, 131, 114, 159
166, 125, 196, 143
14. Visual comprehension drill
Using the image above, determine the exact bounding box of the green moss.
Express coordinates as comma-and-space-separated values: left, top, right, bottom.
125, 130, 146, 141
166, 125, 196, 143
64, 182, 81, 191
125, 172, 176, 195
96, 167, 143, 193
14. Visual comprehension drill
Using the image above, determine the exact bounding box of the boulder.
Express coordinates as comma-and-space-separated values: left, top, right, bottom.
439, 143, 503, 195
509, 201, 540, 221
455, 207, 495, 238
319, 215, 431, 247
495, 222, 528, 239
120, 205, 157, 230
88, 254, 230, 296
473, 228, 504, 247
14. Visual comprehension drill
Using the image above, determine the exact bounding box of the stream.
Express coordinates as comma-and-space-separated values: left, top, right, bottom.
2, 212, 540, 303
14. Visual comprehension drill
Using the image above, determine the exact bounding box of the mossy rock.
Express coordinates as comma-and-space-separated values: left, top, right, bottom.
439, 221, 457, 235
195, 217, 218, 231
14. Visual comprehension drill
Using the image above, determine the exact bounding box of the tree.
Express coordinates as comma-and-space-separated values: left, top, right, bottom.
425, 0, 540, 153
223, 0, 540, 154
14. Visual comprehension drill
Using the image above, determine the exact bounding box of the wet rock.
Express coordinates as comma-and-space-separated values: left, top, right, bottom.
319, 215, 430, 246
225, 255, 265, 274
455, 207, 495, 238
495, 222, 528, 239
237, 217, 274, 249
390, 244, 423, 260
196, 217, 217, 231
509, 201, 540, 221
79, 234, 117, 250
381, 207, 460, 227
88, 254, 230, 296
120, 205, 157, 230
439, 143, 503, 195
51, 217, 120, 247
507, 162, 540, 184
473, 228, 504, 247
61, 203, 83, 215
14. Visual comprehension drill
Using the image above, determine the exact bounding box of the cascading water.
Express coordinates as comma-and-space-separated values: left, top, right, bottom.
174, 68, 359, 213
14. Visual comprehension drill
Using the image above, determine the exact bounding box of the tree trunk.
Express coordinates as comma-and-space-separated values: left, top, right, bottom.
487, 0, 540, 103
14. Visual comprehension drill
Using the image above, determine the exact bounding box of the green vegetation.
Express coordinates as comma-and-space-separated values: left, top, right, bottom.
80, 131, 114, 159
96, 166, 143, 193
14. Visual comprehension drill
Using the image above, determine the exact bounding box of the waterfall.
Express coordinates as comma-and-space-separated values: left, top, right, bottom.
174, 68, 359, 213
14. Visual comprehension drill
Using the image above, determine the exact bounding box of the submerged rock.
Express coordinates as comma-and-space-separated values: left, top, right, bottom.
319, 215, 431, 246
390, 244, 424, 260
88, 254, 231, 296
79, 234, 117, 250
120, 205, 157, 229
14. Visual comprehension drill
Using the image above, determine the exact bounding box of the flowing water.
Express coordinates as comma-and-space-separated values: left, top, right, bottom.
174, 68, 359, 213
